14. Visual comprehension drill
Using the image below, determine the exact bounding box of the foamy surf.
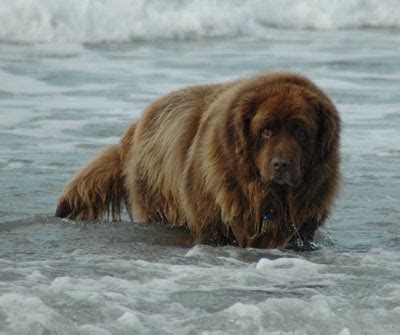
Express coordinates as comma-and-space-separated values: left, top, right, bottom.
0, 0, 399, 43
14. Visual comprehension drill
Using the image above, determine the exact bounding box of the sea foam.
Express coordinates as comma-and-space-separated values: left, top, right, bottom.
0, 0, 399, 43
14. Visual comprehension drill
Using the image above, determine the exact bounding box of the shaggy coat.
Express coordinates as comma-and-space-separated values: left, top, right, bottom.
56, 73, 341, 249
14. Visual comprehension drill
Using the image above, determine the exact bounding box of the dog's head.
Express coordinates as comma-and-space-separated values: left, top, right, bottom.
233, 81, 339, 191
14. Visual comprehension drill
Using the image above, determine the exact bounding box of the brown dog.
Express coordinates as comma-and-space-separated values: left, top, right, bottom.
56, 73, 341, 249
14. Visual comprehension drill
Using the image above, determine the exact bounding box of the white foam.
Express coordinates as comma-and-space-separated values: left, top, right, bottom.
0, 110, 34, 128
184, 244, 209, 257
0, 249, 398, 334
360, 248, 400, 267
221, 303, 266, 333
116, 311, 145, 331
217, 295, 345, 334
256, 256, 324, 272
0, 0, 399, 44
315, 78, 363, 91
0, 68, 55, 95
2, 118, 89, 139
0, 293, 64, 333
26, 270, 48, 283
225, 302, 262, 318
78, 325, 112, 335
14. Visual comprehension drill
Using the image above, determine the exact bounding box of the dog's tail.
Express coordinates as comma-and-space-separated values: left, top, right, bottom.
55, 123, 136, 221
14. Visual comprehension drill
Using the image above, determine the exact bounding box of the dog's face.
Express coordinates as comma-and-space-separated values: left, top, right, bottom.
252, 91, 319, 188
234, 85, 338, 190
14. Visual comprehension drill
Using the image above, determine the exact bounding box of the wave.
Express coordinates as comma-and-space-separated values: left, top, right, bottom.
1, 0, 399, 43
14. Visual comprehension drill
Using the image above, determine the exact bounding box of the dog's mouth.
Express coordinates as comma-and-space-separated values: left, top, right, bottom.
270, 173, 300, 188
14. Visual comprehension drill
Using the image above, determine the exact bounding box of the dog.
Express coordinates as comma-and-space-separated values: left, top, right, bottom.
56, 73, 341, 249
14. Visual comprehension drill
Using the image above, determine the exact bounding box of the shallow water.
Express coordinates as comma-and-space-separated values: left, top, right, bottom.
1, 1, 400, 334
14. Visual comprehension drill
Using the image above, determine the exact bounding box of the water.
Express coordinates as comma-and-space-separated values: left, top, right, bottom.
1, 1, 400, 334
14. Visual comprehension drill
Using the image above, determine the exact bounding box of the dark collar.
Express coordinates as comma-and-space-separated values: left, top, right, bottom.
263, 210, 276, 221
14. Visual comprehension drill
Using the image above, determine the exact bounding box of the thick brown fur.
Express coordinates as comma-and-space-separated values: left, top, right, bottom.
56, 73, 341, 249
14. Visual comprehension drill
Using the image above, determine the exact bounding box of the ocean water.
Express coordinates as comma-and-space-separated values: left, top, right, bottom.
1, 1, 400, 334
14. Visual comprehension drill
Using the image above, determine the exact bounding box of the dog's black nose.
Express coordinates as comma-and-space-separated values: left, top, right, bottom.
272, 158, 291, 171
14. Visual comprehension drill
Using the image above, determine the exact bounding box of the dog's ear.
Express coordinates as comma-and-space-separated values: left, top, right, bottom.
314, 98, 341, 163
232, 92, 259, 155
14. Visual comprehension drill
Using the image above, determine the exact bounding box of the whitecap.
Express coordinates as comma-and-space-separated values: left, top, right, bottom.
1, 0, 399, 44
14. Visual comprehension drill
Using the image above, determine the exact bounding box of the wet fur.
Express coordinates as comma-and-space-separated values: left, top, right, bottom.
56, 73, 341, 249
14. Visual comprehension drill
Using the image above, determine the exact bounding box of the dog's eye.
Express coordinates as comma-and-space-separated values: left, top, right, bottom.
295, 128, 307, 141
261, 129, 273, 140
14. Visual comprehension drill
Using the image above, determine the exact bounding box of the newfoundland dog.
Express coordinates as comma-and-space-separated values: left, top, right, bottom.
56, 73, 341, 249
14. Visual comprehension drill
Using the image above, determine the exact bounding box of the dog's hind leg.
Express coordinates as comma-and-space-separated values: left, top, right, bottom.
55, 123, 137, 221
55, 144, 126, 220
